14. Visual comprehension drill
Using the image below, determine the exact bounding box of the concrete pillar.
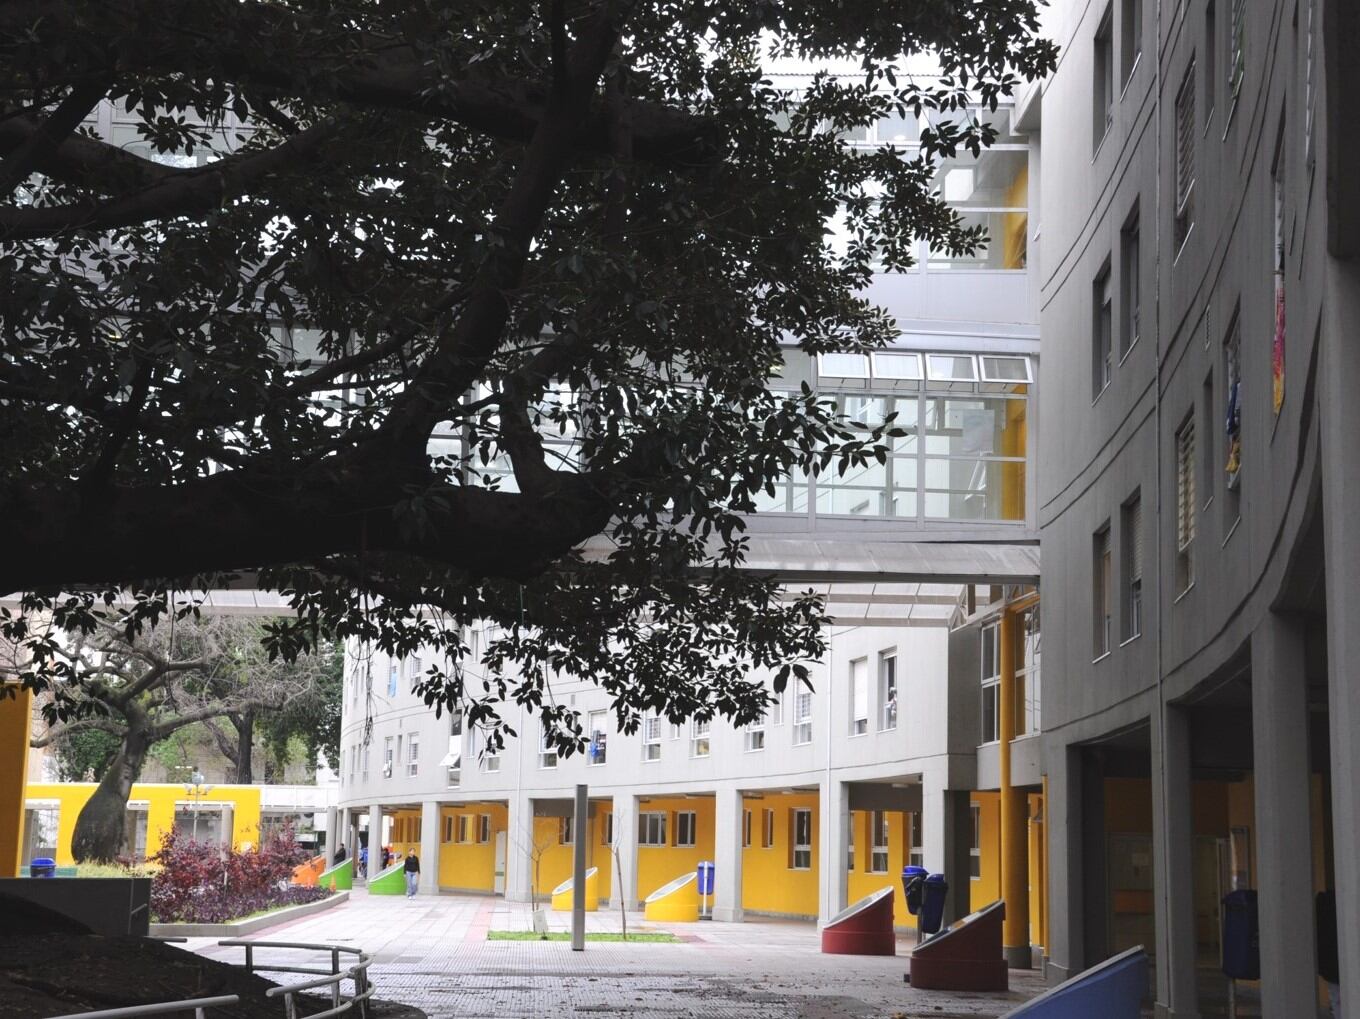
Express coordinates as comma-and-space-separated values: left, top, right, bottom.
610, 793, 639, 909
819, 775, 850, 924
1045, 744, 1086, 983
324, 806, 338, 863
999, 609, 1031, 968
712, 786, 745, 922
1251, 612, 1319, 1016
1321, 261, 1360, 1009
921, 772, 971, 926
419, 800, 440, 894
366, 804, 383, 880
0, 686, 32, 877
504, 791, 534, 903
1151, 704, 1199, 1018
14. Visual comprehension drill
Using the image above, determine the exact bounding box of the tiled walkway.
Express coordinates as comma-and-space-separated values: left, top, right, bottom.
183, 890, 1046, 1018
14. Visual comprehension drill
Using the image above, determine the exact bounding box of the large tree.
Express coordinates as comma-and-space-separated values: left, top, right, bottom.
30, 614, 337, 861
0, 2, 1054, 752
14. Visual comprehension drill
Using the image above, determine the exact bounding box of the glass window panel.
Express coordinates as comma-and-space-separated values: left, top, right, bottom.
888, 471, 920, 518
836, 394, 887, 427
876, 111, 921, 145
816, 460, 888, 516
925, 355, 977, 382
888, 396, 921, 453
923, 458, 1026, 521
929, 149, 1028, 209
871, 352, 923, 380
979, 355, 1032, 383
818, 353, 870, 378
924, 397, 1026, 457
926, 210, 1030, 270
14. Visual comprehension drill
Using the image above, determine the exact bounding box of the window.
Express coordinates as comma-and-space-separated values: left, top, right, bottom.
1223, 311, 1242, 521
871, 352, 924, 380
1120, 0, 1142, 85
1094, 5, 1114, 148
362, 743, 370, 782
793, 688, 813, 745
539, 729, 558, 769
442, 815, 453, 843
790, 809, 813, 870
387, 660, 398, 697
925, 354, 977, 384
478, 815, 491, 844
909, 813, 924, 868
1121, 495, 1143, 641
559, 816, 574, 846
742, 810, 753, 848
457, 814, 472, 843
847, 813, 856, 871
602, 812, 614, 847
978, 355, 1032, 384
1093, 262, 1113, 398
642, 714, 662, 761
878, 652, 898, 731
970, 805, 982, 879
1204, 1, 1217, 121
406, 734, 420, 777
407, 655, 422, 691
1094, 523, 1112, 657
1174, 60, 1196, 254
980, 622, 1000, 744
1016, 607, 1042, 736
1120, 205, 1140, 357
444, 712, 463, 787
769, 688, 784, 727
849, 658, 869, 736
674, 811, 697, 848
638, 811, 668, 847
587, 710, 608, 766
383, 737, 394, 778
870, 812, 890, 873
744, 709, 766, 753
668, 721, 683, 741
1228, 0, 1245, 104
762, 808, 776, 848
1272, 126, 1286, 416
1176, 418, 1197, 592
818, 352, 870, 378
690, 718, 711, 758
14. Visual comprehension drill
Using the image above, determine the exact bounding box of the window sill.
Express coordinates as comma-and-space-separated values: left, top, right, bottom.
1092, 381, 1111, 407
877, 725, 898, 734
1120, 55, 1142, 99
1172, 223, 1195, 265
1222, 515, 1242, 547
1092, 128, 1112, 163
1118, 336, 1140, 366
848, 731, 868, 739
1174, 581, 1196, 604
1119, 632, 1142, 648
1092, 651, 1111, 664
1222, 98, 1239, 141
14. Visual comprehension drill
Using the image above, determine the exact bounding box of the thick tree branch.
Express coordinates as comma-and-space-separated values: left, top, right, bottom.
0, 78, 112, 196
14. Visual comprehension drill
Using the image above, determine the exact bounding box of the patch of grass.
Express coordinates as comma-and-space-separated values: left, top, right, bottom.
487, 930, 678, 943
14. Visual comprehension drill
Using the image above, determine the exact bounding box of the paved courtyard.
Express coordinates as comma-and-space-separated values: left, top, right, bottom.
181, 890, 1046, 1018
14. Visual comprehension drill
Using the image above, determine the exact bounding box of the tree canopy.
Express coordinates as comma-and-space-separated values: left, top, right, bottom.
0, 1, 1054, 753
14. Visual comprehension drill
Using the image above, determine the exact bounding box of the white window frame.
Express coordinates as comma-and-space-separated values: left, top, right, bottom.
870, 811, 891, 874
762, 808, 775, 849
559, 816, 575, 845
744, 710, 766, 752
538, 728, 558, 770
478, 814, 491, 844
817, 352, 870, 379
406, 734, 420, 777
925, 353, 978, 383
790, 809, 813, 870
383, 737, 394, 778
980, 623, 1000, 744
642, 714, 662, 762
878, 651, 898, 731
793, 688, 813, 745
970, 804, 982, 879
849, 658, 869, 736
674, 811, 697, 848
587, 709, 608, 766
638, 811, 668, 847
978, 355, 1033, 384
690, 717, 711, 758
870, 351, 924, 381
742, 810, 753, 848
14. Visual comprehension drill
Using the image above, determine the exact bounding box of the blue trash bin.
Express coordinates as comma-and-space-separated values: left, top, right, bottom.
901, 865, 928, 916
696, 861, 715, 896
920, 873, 949, 935
29, 857, 56, 878
1221, 889, 1260, 980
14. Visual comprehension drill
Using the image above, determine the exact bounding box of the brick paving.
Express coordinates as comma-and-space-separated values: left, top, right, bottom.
182, 890, 1047, 1018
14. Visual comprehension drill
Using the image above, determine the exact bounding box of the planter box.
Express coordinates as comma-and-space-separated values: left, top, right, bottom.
150, 891, 348, 937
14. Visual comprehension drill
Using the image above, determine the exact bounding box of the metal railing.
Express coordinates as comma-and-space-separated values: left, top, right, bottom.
46, 996, 240, 1019
216, 939, 374, 1019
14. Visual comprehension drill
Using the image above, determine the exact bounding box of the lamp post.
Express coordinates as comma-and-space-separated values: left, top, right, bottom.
185, 769, 213, 841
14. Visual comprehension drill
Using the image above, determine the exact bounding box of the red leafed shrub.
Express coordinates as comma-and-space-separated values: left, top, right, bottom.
150, 824, 329, 923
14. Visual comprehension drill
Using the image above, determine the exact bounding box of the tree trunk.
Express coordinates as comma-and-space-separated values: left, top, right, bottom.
70, 721, 152, 863
233, 710, 254, 784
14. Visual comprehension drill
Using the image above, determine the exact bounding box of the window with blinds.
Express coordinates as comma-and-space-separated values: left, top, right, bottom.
1176, 419, 1196, 592
1174, 60, 1196, 253
1122, 493, 1143, 641
849, 658, 869, 736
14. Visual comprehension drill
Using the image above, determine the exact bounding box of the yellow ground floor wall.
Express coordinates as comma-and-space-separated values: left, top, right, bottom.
1, 688, 33, 877
24, 782, 263, 867
846, 808, 913, 929
634, 795, 715, 902
528, 806, 618, 899
969, 791, 1046, 944
437, 802, 508, 891
741, 792, 819, 918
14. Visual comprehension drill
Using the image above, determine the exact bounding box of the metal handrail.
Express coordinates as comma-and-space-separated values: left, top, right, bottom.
46, 995, 240, 1019
216, 939, 373, 1019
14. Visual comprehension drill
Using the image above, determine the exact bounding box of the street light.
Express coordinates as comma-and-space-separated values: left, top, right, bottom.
184, 768, 213, 842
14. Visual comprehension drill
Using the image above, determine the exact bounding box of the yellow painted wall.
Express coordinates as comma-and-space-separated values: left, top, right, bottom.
741, 792, 819, 918
846, 808, 916, 929
592, 806, 614, 901
24, 782, 263, 867
1, 688, 34, 876
1002, 396, 1028, 520
437, 803, 507, 892
971, 791, 1002, 911
388, 807, 422, 861
1003, 165, 1029, 269
635, 796, 715, 901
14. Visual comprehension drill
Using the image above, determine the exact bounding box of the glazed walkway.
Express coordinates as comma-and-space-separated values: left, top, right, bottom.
183, 890, 1047, 1018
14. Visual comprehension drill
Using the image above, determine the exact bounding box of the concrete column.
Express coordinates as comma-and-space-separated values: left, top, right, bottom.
999, 609, 1031, 968
921, 772, 971, 926
1151, 704, 1199, 1018
1251, 612, 1318, 1016
366, 804, 383, 880
712, 786, 745, 922
419, 800, 440, 894
819, 775, 850, 924
1045, 744, 1086, 983
504, 791, 534, 903
0, 686, 32, 877
324, 806, 339, 863
1321, 261, 1360, 1008
610, 793, 639, 909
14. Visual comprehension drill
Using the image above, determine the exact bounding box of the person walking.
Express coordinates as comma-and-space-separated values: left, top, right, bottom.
403, 851, 420, 898
333, 844, 347, 865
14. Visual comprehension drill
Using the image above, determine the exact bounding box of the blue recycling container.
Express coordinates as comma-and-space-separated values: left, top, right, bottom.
901, 865, 928, 915
696, 860, 715, 895
29, 856, 56, 878
920, 873, 949, 934
1221, 889, 1260, 980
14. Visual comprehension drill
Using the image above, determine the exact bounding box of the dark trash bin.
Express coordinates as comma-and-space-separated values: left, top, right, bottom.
920, 873, 949, 935
28, 857, 56, 879
1221, 889, 1260, 980
902, 865, 928, 916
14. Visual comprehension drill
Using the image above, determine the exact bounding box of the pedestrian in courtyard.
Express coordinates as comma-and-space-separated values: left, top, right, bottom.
333, 844, 347, 865
403, 851, 420, 898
